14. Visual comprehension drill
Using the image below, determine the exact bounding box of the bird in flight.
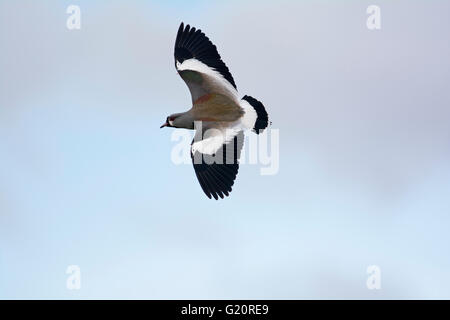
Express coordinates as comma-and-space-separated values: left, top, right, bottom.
161, 22, 269, 200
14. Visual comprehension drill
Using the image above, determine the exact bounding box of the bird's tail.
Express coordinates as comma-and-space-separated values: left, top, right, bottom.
240, 95, 269, 134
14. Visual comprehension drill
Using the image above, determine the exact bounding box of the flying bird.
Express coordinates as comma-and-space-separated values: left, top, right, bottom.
161, 22, 269, 200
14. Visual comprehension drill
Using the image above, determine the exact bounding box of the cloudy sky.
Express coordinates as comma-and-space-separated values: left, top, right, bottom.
0, 0, 449, 299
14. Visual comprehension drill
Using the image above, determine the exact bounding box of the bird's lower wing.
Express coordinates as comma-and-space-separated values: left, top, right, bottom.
191, 130, 244, 200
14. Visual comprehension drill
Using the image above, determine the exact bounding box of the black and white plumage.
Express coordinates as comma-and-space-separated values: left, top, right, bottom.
174, 23, 237, 90
191, 131, 244, 200
161, 22, 269, 200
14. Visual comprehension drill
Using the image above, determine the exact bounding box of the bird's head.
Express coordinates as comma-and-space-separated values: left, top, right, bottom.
160, 113, 187, 129
160, 115, 174, 129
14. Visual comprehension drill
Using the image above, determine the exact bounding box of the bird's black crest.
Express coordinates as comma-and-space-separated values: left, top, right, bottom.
174, 22, 237, 89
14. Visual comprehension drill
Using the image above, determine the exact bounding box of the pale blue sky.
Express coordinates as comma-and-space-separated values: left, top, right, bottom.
0, 0, 449, 299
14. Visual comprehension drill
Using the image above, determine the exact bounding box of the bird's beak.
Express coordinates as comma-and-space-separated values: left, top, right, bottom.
160, 121, 169, 129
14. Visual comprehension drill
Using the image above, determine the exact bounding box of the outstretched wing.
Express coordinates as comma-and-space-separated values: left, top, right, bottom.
191, 130, 244, 200
174, 22, 239, 104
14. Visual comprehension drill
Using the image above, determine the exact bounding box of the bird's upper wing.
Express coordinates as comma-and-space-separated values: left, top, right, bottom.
191, 128, 244, 200
174, 22, 239, 104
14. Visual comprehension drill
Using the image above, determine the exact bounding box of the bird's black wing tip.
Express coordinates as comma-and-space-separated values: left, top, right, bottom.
173, 21, 237, 89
